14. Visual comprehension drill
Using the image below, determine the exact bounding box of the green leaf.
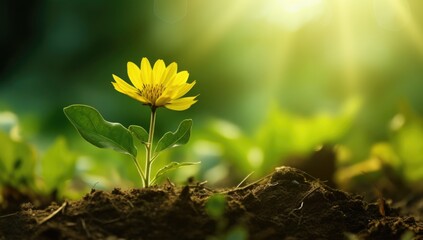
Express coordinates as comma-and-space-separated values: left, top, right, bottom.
151, 161, 200, 184
0, 131, 36, 186
154, 119, 192, 155
225, 226, 249, 240
129, 125, 149, 144
63, 104, 137, 157
205, 194, 227, 219
40, 136, 76, 194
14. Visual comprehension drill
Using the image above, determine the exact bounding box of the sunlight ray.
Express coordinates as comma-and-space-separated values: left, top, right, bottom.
186, 0, 256, 62
335, 0, 361, 95
264, 32, 294, 97
388, 0, 423, 56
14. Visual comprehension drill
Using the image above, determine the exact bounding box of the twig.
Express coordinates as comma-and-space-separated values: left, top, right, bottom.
92, 216, 121, 224
0, 212, 18, 218
222, 172, 274, 194
37, 201, 67, 225
187, 183, 214, 192
166, 178, 176, 187
236, 171, 255, 188
81, 218, 91, 238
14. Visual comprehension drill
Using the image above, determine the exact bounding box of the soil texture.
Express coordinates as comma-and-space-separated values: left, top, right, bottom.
1, 166, 423, 239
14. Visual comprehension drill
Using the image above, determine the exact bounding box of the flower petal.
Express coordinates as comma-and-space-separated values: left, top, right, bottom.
140, 58, 152, 85
112, 74, 138, 93
171, 71, 189, 86
112, 74, 149, 103
172, 81, 196, 99
113, 58, 198, 110
155, 95, 172, 106
165, 96, 198, 111
162, 62, 177, 86
112, 82, 149, 104
127, 62, 143, 90
153, 59, 166, 84
161, 84, 178, 98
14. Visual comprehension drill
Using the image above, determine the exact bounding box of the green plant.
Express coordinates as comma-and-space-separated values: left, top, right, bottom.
0, 130, 36, 192
0, 111, 77, 201
190, 98, 358, 185
39, 136, 77, 196
336, 104, 423, 189
205, 194, 248, 240
64, 57, 199, 187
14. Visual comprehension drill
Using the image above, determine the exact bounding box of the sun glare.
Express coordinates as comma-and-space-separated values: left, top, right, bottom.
186, 0, 256, 62
388, 0, 423, 56
179, 0, 423, 103
261, 0, 326, 31
335, 0, 361, 95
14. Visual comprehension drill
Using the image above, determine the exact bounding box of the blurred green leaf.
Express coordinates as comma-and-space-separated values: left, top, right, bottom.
205, 194, 227, 219
0, 132, 14, 180
0, 131, 36, 187
0, 111, 18, 135
154, 119, 192, 155
256, 100, 358, 172
40, 136, 76, 194
151, 161, 200, 184
196, 119, 254, 180
225, 226, 248, 240
400, 230, 415, 240
392, 116, 423, 182
64, 104, 136, 157
129, 125, 149, 144
195, 99, 359, 183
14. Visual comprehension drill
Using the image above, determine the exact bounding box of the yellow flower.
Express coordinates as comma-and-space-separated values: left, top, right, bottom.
112, 58, 197, 111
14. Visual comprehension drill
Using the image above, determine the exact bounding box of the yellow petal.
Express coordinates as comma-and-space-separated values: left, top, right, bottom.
156, 95, 172, 106
112, 81, 133, 96
153, 59, 166, 84
166, 71, 189, 87
140, 58, 152, 85
172, 81, 196, 99
171, 71, 189, 86
127, 62, 143, 90
112, 82, 149, 104
161, 85, 178, 98
165, 96, 198, 111
112, 74, 148, 103
162, 62, 177, 86
112, 74, 138, 93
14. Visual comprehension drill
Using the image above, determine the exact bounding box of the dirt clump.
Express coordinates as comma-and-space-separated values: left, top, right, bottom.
1, 166, 423, 239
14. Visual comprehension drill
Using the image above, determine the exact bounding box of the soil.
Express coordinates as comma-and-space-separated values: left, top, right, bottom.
1, 166, 423, 240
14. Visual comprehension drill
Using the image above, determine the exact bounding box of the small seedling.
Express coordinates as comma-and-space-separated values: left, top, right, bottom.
64, 58, 199, 187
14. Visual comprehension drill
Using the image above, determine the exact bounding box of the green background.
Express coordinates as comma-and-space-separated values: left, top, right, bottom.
2, 0, 423, 196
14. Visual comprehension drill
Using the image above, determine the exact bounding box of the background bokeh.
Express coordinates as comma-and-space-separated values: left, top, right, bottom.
2, 0, 423, 197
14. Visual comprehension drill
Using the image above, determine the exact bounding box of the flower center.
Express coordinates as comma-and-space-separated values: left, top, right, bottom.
140, 83, 166, 104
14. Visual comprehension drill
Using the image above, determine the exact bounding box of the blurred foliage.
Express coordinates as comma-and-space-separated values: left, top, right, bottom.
2, 0, 423, 197
205, 194, 227, 220
39, 137, 76, 196
0, 112, 77, 202
336, 104, 423, 195
206, 194, 249, 240
0, 127, 36, 192
190, 98, 358, 185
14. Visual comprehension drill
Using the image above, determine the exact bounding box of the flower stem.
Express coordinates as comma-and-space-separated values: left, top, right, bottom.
145, 107, 157, 187
132, 156, 146, 188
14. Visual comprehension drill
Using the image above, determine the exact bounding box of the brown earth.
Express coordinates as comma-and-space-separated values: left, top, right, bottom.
1, 166, 423, 240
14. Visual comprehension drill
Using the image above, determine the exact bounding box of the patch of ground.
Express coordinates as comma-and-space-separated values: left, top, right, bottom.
1, 166, 423, 239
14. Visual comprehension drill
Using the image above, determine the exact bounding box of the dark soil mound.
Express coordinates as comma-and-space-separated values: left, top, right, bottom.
1, 167, 423, 239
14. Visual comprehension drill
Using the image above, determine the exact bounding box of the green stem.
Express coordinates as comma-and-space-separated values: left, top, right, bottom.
145, 107, 157, 187
132, 156, 146, 188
